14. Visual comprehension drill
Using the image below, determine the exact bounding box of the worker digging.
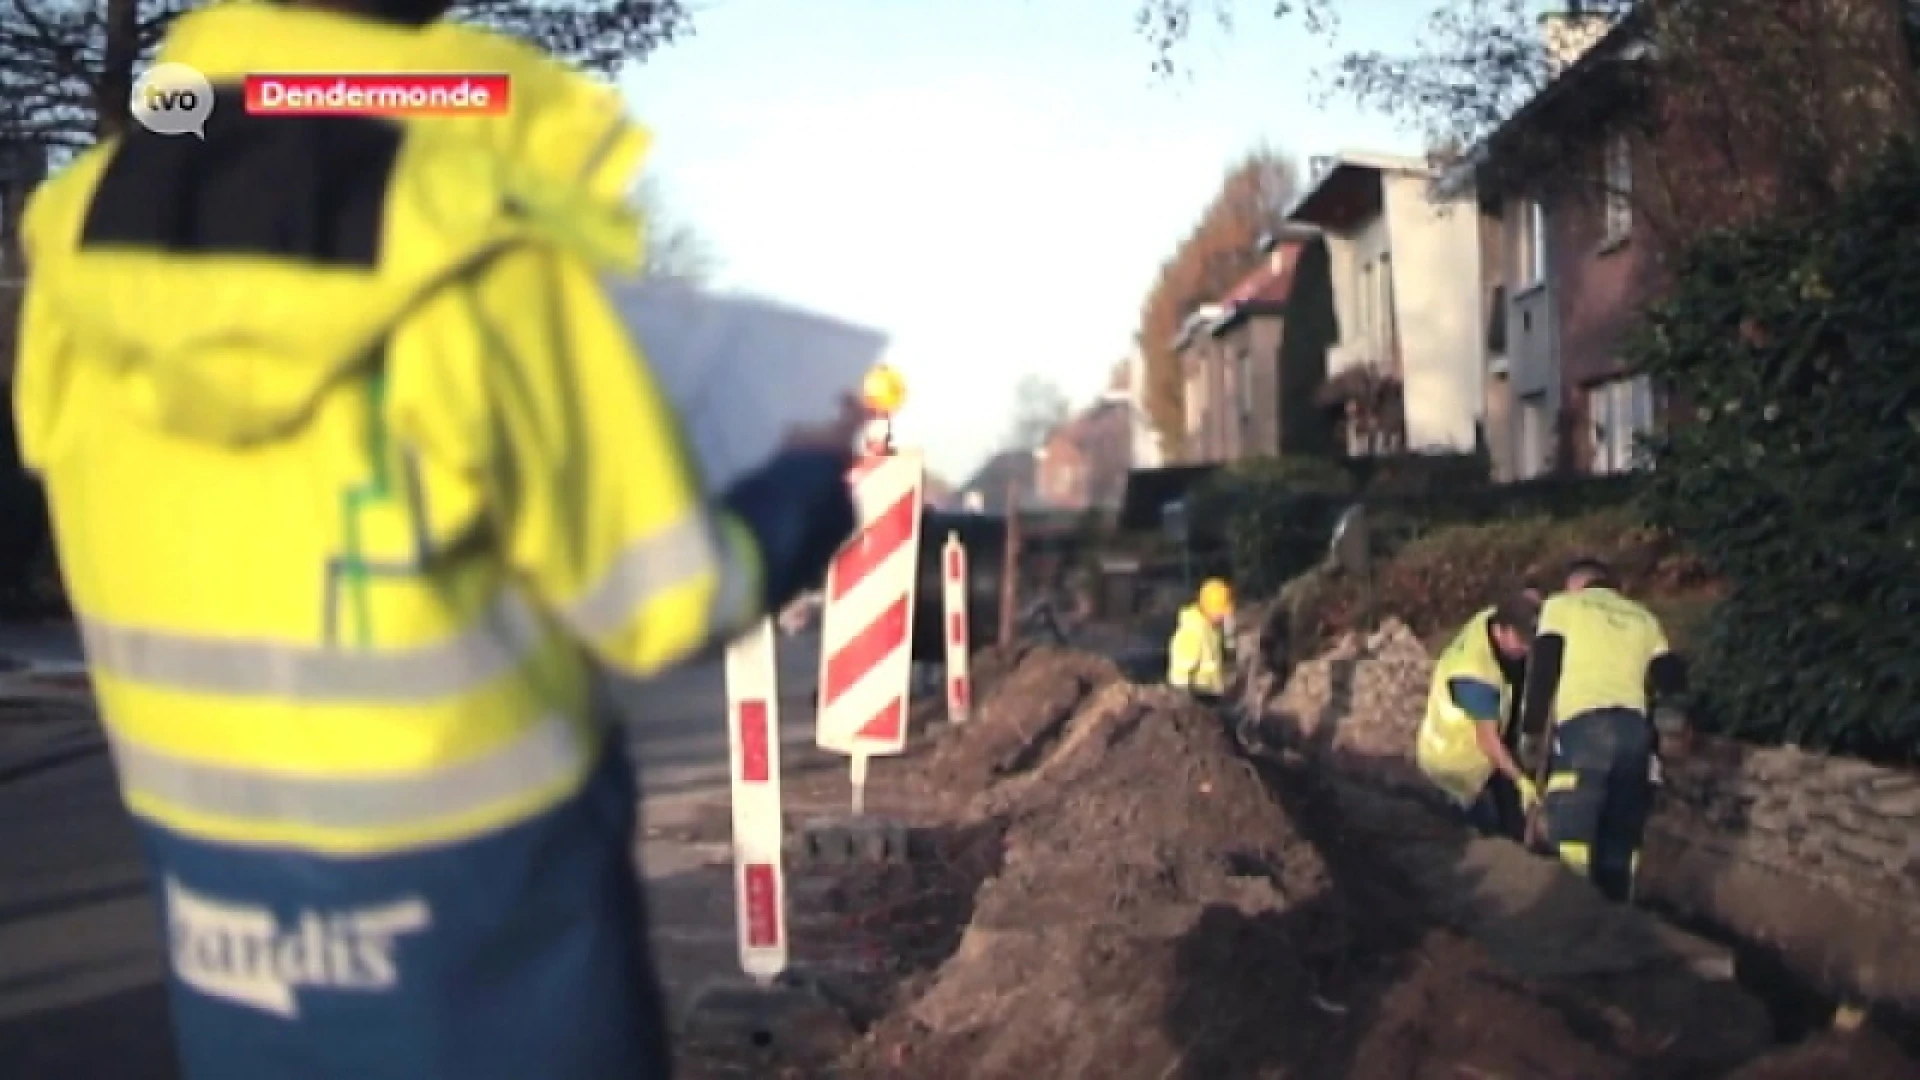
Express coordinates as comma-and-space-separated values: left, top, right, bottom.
1414, 589, 1540, 840
1518, 557, 1685, 904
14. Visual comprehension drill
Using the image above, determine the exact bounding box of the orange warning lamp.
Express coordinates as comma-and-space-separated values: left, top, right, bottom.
861, 363, 907, 417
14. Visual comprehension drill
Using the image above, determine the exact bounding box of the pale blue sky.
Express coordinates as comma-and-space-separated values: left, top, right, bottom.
620, 0, 1429, 480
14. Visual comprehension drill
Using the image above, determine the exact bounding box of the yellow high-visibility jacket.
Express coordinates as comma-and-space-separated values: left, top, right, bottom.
1167, 604, 1227, 694
153, 4, 653, 272
1415, 608, 1511, 805
1536, 587, 1671, 724
12, 8, 763, 859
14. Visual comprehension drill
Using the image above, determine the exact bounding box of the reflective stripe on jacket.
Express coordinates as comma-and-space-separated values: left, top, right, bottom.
14, 6, 762, 859
1415, 607, 1511, 806
1166, 604, 1226, 693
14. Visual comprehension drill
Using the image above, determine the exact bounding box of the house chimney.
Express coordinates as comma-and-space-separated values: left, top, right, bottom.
1539, 10, 1611, 78
1309, 155, 1334, 184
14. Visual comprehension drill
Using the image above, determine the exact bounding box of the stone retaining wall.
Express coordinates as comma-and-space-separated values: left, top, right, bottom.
1234, 615, 1920, 1012
1645, 737, 1920, 1009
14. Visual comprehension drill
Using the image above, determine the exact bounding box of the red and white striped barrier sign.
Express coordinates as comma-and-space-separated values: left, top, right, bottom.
942, 531, 970, 724
816, 450, 925, 810
723, 617, 787, 982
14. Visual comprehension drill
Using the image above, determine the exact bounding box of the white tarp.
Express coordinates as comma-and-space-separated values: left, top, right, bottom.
604, 277, 889, 494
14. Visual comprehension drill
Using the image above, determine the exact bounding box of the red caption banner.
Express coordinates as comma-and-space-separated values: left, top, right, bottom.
244, 74, 511, 116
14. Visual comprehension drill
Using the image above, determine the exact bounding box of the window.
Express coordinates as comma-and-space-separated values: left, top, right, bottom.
1517, 392, 1550, 480
1603, 134, 1632, 246
1514, 198, 1547, 288
1236, 346, 1253, 421
1356, 260, 1374, 354
1352, 255, 1396, 365
1377, 253, 1397, 367
1589, 375, 1656, 474
1184, 366, 1206, 457
1055, 460, 1081, 505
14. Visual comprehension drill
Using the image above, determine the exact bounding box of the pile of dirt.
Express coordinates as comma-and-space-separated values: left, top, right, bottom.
843, 682, 1356, 1078
965, 684, 1320, 929
1724, 1028, 1920, 1079
815, 643, 1912, 1079
1262, 618, 1432, 773
839, 654, 1724, 1078
912, 644, 1124, 802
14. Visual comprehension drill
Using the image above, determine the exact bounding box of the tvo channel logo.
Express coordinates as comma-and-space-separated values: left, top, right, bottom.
131, 62, 214, 138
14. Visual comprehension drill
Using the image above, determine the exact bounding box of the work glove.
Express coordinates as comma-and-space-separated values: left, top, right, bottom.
1515, 775, 1542, 814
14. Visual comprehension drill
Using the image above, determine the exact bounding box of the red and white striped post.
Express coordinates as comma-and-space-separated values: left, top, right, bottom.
723, 617, 787, 982
942, 531, 970, 724
816, 447, 924, 815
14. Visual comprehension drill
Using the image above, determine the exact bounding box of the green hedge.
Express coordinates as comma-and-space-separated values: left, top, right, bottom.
1187, 456, 1353, 597
1303, 509, 1714, 651
1188, 452, 1644, 600
1631, 139, 1920, 761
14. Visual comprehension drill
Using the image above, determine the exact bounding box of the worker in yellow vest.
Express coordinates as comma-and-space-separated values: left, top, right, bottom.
1561, 560, 1678, 788
1415, 593, 1541, 837
1517, 558, 1685, 903
1168, 578, 1234, 699
11, 2, 861, 1076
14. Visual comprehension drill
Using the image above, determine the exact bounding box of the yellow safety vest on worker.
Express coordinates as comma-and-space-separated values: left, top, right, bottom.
1415, 607, 1512, 806
1536, 588, 1670, 724
1167, 604, 1227, 694
12, 11, 761, 859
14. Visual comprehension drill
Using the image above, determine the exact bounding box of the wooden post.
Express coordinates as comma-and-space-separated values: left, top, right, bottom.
999, 474, 1020, 646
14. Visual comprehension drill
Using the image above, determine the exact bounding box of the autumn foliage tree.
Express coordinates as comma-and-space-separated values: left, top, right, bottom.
634, 175, 718, 282
1135, 148, 1298, 453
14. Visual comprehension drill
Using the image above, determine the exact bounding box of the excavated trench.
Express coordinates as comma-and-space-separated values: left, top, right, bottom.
1648, 900, 1920, 1055
1237, 733, 1898, 1065
685, 641, 1919, 1076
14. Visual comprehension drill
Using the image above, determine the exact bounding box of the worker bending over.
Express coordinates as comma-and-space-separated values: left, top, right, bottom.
1416, 592, 1540, 837
1517, 559, 1686, 903
1561, 561, 1676, 788
1168, 578, 1234, 700
12, 2, 860, 1076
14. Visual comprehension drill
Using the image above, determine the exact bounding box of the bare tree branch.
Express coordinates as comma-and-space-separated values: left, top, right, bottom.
1326, 0, 1563, 152
1006, 375, 1071, 451
634, 175, 718, 283
0, 0, 689, 153
1134, 0, 1336, 73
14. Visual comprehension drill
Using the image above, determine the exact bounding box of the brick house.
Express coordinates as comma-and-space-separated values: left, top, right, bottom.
1451, 12, 1662, 479
1173, 303, 1229, 463
1110, 350, 1166, 469
1450, 4, 1907, 479
1034, 399, 1132, 510
1172, 235, 1337, 464
961, 449, 1038, 514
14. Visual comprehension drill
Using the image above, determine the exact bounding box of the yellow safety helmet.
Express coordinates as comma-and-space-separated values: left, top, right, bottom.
1198, 578, 1234, 619
861, 363, 908, 416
